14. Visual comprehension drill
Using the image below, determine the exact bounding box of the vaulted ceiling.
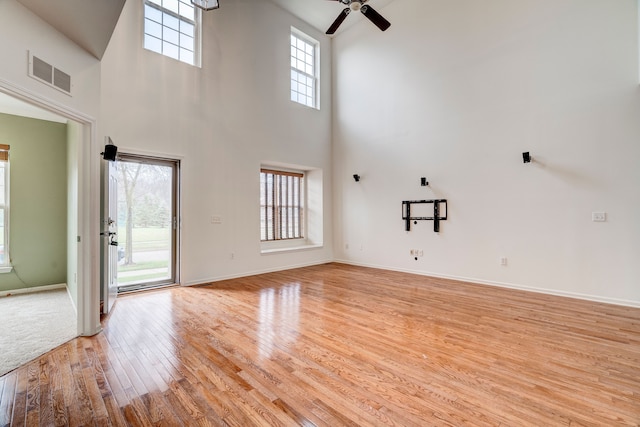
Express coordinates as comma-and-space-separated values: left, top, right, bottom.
16, 0, 126, 60
15, 0, 399, 60
4, 0, 396, 122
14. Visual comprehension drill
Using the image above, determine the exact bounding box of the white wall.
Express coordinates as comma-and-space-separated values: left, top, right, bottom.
333, 0, 640, 306
100, 0, 333, 285
0, 0, 102, 335
0, 1, 101, 116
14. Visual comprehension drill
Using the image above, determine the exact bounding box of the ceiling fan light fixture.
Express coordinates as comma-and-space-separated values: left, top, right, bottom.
350, 1, 362, 11
191, 0, 219, 11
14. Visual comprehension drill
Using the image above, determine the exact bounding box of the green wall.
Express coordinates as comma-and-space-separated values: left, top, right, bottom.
0, 113, 67, 291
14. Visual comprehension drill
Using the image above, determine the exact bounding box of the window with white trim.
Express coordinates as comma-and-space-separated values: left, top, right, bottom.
290, 29, 319, 108
260, 169, 304, 241
0, 145, 10, 270
144, 0, 201, 66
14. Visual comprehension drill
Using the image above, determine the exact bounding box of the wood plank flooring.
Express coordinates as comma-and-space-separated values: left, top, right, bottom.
1, 263, 639, 426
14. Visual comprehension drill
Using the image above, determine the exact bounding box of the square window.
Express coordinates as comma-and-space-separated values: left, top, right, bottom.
165, 28, 180, 45
163, 41, 180, 59
145, 19, 162, 39
164, 13, 180, 31
144, 0, 201, 66
144, 34, 163, 53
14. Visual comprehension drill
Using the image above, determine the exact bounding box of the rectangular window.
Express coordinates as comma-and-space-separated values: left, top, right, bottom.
290, 28, 319, 109
144, 0, 200, 66
0, 145, 10, 269
260, 169, 304, 241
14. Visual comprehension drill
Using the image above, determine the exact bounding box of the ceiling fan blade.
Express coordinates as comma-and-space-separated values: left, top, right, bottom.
360, 5, 391, 31
326, 8, 351, 35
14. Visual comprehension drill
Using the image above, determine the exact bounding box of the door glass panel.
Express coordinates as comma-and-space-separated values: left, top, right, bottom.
116, 157, 177, 292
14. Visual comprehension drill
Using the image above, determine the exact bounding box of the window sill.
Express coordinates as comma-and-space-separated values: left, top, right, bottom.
261, 243, 323, 255
0, 266, 13, 274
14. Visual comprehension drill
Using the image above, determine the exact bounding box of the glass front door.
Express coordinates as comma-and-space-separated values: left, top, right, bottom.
116, 154, 179, 292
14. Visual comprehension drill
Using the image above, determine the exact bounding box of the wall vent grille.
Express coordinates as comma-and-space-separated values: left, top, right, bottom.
28, 51, 72, 96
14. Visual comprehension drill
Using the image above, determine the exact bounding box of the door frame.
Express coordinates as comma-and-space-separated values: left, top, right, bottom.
0, 77, 101, 337
101, 158, 119, 313
112, 151, 181, 291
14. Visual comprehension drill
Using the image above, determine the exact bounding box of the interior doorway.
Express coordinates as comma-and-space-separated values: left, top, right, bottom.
115, 153, 180, 293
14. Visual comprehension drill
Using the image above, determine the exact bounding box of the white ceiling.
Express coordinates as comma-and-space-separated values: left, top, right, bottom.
16, 0, 126, 60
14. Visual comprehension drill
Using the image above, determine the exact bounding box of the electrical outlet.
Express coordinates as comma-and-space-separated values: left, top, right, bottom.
211, 215, 222, 224
345, 243, 349, 250
592, 212, 606, 222
419, 250, 424, 257
500, 257, 508, 266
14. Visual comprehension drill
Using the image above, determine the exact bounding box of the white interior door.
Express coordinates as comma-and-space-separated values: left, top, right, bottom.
102, 160, 119, 314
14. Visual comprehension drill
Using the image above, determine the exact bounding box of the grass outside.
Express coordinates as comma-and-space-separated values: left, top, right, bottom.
118, 227, 170, 251
117, 227, 171, 284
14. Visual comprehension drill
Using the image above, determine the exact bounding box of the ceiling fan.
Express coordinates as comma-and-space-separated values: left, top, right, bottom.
325, 0, 391, 35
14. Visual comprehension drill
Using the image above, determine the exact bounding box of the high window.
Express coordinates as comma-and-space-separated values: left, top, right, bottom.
260, 169, 304, 241
290, 28, 319, 108
143, 0, 200, 66
0, 145, 10, 270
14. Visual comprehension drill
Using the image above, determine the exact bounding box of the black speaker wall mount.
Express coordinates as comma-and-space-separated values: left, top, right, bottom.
102, 136, 118, 161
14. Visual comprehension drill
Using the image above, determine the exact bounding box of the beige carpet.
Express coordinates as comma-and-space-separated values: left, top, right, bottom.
0, 288, 77, 376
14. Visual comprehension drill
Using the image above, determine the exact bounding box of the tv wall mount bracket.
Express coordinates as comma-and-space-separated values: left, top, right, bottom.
402, 199, 448, 232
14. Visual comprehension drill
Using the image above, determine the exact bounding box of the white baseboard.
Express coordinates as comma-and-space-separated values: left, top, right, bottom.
0, 283, 67, 298
333, 259, 640, 309
182, 259, 333, 287
65, 286, 78, 315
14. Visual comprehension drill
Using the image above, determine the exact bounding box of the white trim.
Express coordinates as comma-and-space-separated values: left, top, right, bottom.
181, 259, 332, 287
334, 259, 640, 309
66, 283, 77, 315
0, 266, 12, 274
261, 244, 323, 255
0, 78, 91, 123
0, 78, 101, 337
116, 146, 185, 162
0, 283, 66, 298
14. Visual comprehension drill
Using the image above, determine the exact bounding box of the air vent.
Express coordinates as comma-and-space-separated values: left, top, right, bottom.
32, 56, 52, 83
28, 51, 72, 96
53, 68, 71, 93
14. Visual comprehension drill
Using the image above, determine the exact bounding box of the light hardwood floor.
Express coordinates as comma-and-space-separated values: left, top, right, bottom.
1, 263, 639, 426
